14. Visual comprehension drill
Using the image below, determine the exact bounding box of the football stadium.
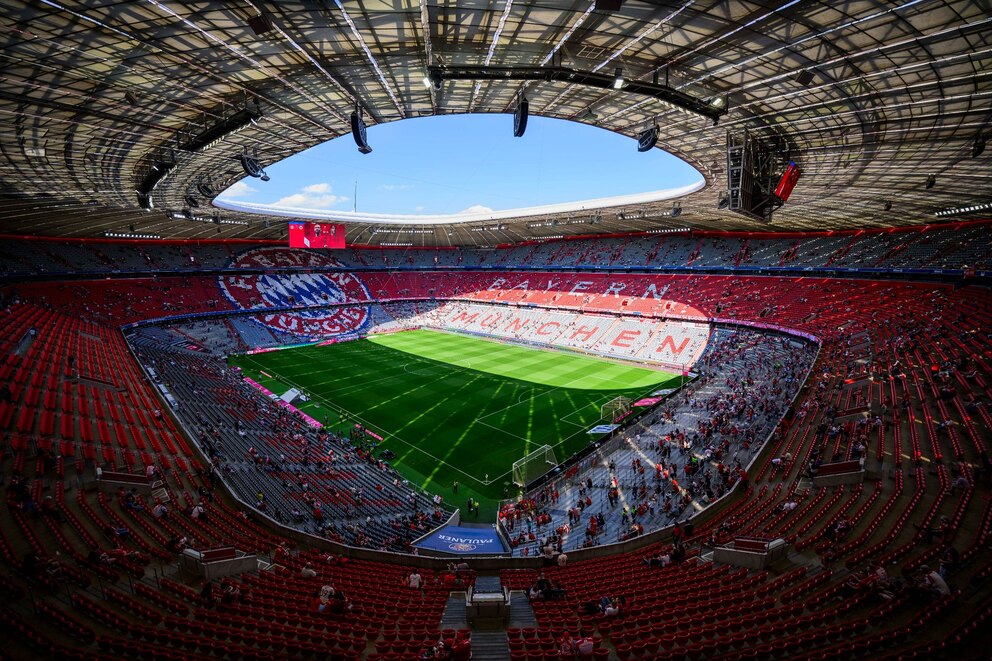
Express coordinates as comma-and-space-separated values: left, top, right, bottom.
0, 1, 990, 659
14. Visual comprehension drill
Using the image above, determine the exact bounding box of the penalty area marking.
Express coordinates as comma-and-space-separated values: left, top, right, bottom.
239, 358, 495, 484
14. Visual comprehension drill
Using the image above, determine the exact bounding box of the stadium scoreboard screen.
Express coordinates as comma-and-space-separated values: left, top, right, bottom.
288, 221, 346, 249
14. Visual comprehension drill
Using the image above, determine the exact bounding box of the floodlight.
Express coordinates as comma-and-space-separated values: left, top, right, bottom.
613, 67, 624, 89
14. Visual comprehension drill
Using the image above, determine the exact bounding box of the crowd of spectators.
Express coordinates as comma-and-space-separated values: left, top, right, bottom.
500, 327, 817, 556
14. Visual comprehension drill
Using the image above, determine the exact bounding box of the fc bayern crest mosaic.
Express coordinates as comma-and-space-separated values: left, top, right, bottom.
218, 247, 371, 340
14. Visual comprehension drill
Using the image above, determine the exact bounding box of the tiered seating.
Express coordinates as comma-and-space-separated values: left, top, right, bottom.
2, 220, 991, 278
0, 304, 201, 475
501, 328, 815, 556
132, 341, 449, 551
1, 230, 991, 660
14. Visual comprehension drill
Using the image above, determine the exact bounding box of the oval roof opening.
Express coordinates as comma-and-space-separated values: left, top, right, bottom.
215, 114, 704, 225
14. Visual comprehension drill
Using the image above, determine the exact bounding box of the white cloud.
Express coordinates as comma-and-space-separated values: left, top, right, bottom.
414, 205, 426, 212
274, 192, 347, 209
270, 183, 348, 210
458, 204, 494, 215
219, 180, 257, 198
378, 183, 414, 191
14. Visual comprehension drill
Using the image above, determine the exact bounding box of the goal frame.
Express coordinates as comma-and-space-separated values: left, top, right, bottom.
601, 395, 633, 422
511, 444, 558, 489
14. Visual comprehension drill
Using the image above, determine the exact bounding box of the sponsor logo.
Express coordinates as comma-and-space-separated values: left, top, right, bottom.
438, 535, 495, 544
218, 247, 371, 340
448, 542, 477, 552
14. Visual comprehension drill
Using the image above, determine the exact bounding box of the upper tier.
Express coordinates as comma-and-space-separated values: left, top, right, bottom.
1, 221, 989, 278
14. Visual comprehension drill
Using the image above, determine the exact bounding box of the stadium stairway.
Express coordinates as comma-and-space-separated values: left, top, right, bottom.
435, 574, 528, 661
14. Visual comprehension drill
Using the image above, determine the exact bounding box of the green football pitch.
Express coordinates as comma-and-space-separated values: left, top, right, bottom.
230, 329, 683, 517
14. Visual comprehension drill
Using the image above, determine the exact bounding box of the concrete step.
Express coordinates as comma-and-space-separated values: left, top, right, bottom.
507, 590, 538, 628
440, 592, 468, 629
470, 630, 511, 661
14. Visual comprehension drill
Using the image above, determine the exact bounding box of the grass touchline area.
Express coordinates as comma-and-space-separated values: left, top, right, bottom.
230, 329, 684, 517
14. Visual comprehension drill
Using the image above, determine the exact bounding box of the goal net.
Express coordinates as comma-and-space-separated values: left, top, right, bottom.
601, 395, 633, 422
512, 444, 558, 489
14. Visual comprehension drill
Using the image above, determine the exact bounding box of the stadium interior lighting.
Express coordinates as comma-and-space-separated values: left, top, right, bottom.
934, 202, 992, 216
372, 227, 433, 234
613, 67, 624, 89
171, 209, 222, 223
104, 231, 160, 239
538, 234, 564, 240
378, 242, 413, 246
219, 219, 250, 226
646, 227, 689, 234
470, 224, 508, 232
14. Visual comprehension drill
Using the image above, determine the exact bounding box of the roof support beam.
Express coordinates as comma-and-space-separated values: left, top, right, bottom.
428, 65, 726, 123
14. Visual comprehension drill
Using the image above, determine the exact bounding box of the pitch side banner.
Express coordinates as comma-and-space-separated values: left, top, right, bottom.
414, 526, 506, 555
288, 221, 346, 249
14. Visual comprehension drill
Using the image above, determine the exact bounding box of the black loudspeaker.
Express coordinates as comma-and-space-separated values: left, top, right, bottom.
637, 126, 659, 152
513, 97, 529, 138
351, 112, 372, 154
595, 0, 623, 10
248, 14, 273, 36
239, 155, 264, 178
795, 70, 815, 86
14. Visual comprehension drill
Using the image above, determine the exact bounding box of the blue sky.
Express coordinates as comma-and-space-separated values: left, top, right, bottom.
218, 114, 702, 216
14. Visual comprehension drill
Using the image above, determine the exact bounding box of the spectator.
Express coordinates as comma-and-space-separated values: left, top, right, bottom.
644, 551, 671, 568
408, 569, 423, 590
950, 474, 971, 494
123, 489, 144, 511
199, 580, 215, 604
301, 563, 318, 579
917, 565, 951, 598
167, 534, 188, 553
939, 546, 960, 580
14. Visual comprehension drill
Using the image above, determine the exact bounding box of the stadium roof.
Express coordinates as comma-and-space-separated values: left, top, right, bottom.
0, 0, 989, 246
